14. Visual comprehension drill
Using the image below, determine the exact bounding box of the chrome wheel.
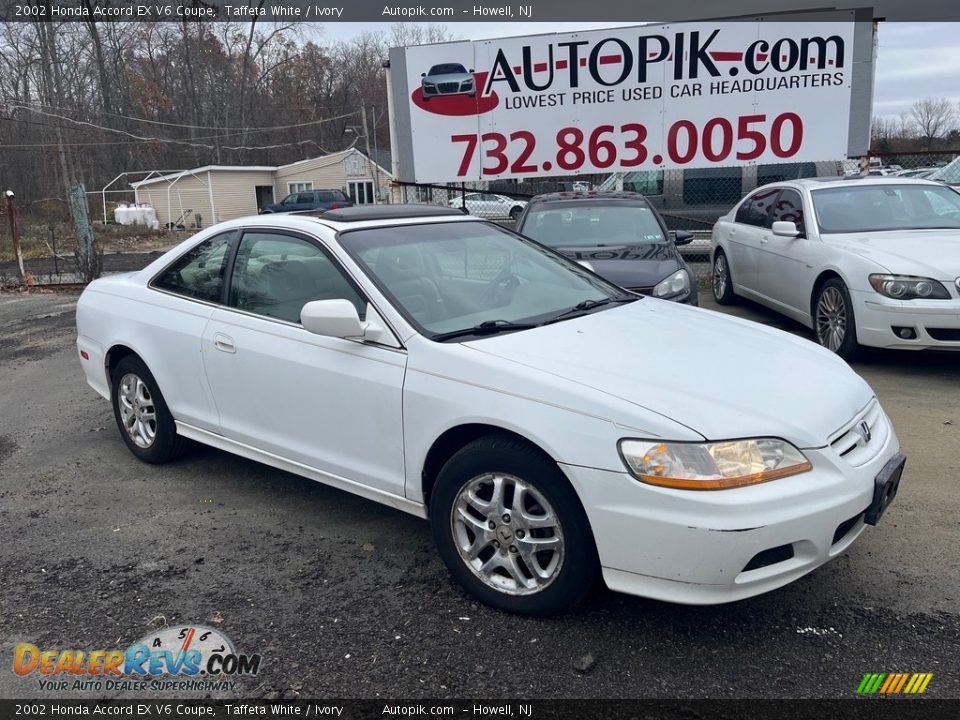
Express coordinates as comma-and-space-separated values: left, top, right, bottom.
117, 373, 157, 449
451, 473, 564, 596
816, 286, 848, 352
713, 254, 728, 299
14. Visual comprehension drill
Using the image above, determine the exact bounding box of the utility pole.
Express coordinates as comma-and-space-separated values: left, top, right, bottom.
361, 105, 379, 204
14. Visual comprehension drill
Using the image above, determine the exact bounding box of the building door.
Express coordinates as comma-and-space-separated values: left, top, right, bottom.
255, 186, 274, 212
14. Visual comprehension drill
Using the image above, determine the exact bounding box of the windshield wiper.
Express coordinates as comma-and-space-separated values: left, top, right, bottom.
543, 294, 638, 325
432, 319, 539, 342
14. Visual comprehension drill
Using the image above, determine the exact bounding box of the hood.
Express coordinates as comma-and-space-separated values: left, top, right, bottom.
464, 300, 873, 447
826, 231, 960, 280
554, 243, 682, 288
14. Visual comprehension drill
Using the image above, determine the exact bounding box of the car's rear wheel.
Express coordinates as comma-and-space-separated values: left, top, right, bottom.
111, 355, 187, 464
430, 435, 599, 616
814, 278, 860, 360
712, 250, 736, 304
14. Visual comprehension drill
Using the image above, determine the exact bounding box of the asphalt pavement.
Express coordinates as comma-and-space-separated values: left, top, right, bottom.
0, 289, 957, 700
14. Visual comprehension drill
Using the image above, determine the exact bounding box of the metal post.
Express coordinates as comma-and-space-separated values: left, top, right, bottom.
50, 225, 58, 276
460, 182, 467, 212
384, 61, 402, 198
361, 105, 378, 204
5, 190, 26, 281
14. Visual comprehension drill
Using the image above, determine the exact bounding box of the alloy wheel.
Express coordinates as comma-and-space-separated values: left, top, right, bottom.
117, 373, 157, 448
816, 286, 848, 352
713, 254, 728, 299
450, 473, 564, 596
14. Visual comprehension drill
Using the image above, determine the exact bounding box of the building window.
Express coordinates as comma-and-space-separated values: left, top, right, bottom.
288, 181, 313, 194
348, 181, 375, 205
412, 185, 432, 203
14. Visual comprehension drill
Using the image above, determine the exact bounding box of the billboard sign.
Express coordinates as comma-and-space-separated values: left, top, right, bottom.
388, 12, 874, 183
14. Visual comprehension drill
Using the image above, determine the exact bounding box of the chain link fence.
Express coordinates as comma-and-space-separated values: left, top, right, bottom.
392, 152, 960, 289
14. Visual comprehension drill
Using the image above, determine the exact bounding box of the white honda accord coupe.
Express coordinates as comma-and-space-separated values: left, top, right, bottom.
711, 177, 960, 358
76, 206, 904, 615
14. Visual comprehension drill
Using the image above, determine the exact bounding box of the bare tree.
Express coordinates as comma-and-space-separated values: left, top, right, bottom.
910, 97, 956, 150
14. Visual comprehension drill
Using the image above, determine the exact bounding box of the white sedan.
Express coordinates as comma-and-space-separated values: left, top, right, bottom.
76, 206, 904, 615
711, 177, 960, 358
449, 192, 527, 221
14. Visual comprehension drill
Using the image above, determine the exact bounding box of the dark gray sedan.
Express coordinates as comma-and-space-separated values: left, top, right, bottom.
516, 192, 698, 305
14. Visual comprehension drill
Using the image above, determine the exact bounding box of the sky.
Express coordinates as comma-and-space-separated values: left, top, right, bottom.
311, 21, 960, 120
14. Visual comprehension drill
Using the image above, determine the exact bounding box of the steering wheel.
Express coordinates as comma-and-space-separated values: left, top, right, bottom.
478, 270, 520, 308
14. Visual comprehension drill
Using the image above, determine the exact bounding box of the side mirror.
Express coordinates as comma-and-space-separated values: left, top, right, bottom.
420, 73, 426, 77
301, 300, 364, 339
771, 220, 800, 238
576, 260, 596, 272
469, 68, 475, 73
673, 230, 694, 245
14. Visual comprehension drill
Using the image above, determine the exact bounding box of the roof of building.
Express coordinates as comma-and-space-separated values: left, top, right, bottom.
130, 147, 393, 189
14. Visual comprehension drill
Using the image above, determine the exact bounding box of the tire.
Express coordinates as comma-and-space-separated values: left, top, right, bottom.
509, 206, 523, 222
712, 249, 736, 304
430, 435, 599, 616
814, 278, 860, 360
111, 355, 187, 464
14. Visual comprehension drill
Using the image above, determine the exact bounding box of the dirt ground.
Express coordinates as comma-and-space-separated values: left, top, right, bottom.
0, 288, 957, 701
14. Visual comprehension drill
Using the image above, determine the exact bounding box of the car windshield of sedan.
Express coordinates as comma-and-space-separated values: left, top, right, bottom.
428, 64, 467, 75
812, 184, 960, 233
339, 221, 629, 340
522, 204, 666, 247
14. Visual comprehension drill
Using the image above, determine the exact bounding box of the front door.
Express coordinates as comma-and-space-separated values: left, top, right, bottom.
254, 186, 274, 212
200, 230, 407, 496
755, 188, 818, 321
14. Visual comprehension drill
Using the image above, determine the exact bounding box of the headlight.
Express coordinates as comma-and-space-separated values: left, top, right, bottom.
869, 274, 950, 300
619, 438, 812, 490
652, 269, 690, 299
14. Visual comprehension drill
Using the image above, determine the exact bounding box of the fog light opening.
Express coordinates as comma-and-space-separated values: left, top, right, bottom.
892, 326, 917, 340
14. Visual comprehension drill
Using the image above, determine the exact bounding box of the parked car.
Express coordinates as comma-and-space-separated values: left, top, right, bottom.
77, 205, 904, 615
517, 191, 697, 305
421, 63, 476, 100
928, 156, 960, 186
262, 189, 352, 214
711, 177, 960, 357
449, 192, 526, 220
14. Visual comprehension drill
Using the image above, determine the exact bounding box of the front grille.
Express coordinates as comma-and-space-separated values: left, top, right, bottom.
832, 512, 864, 545
438, 83, 459, 93
926, 328, 960, 342
743, 544, 795, 572
829, 399, 888, 467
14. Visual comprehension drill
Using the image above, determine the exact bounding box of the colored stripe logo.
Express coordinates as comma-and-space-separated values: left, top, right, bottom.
857, 673, 933, 695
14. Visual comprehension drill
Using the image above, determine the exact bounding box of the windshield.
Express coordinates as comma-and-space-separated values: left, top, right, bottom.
812, 184, 960, 233
339, 221, 627, 340
521, 203, 666, 247
428, 64, 467, 75
929, 157, 960, 184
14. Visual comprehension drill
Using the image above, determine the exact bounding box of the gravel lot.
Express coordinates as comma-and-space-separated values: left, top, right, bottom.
0, 285, 958, 700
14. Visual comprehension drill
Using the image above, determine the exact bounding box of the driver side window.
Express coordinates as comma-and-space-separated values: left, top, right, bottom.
228, 232, 366, 325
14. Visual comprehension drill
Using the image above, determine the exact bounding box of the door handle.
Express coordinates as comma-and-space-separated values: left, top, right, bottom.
760, 236, 769, 244
213, 333, 236, 353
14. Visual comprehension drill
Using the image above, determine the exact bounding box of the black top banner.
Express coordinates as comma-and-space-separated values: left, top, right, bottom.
1, 0, 959, 23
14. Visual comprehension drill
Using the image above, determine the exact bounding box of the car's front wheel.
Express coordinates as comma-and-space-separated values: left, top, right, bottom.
712, 249, 736, 304
111, 355, 187, 464
814, 278, 860, 360
430, 435, 599, 616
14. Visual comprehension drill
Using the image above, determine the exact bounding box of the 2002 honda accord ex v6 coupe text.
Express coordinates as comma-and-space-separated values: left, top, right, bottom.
76, 206, 906, 615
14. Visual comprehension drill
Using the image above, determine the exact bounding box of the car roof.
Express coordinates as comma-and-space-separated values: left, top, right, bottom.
774, 176, 947, 190
527, 191, 652, 205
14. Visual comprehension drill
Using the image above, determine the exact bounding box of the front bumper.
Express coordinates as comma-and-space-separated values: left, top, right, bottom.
852, 289, 960, 350
560, 406, 901, 604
